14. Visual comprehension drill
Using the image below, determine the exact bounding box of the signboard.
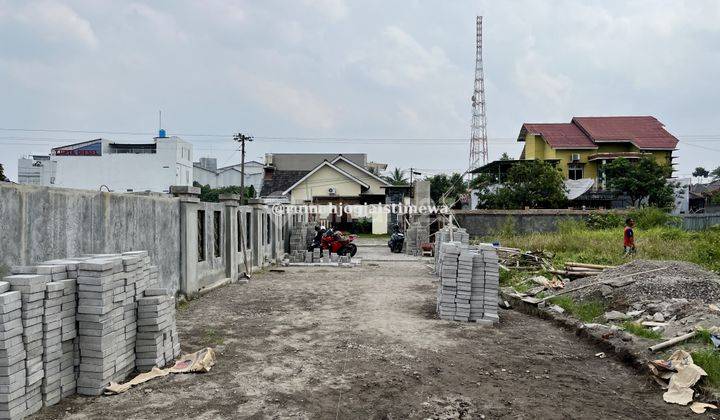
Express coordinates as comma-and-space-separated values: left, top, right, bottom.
53, 140, 102, 156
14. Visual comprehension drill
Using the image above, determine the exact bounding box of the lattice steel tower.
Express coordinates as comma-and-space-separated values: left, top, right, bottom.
468, 16, 488, 173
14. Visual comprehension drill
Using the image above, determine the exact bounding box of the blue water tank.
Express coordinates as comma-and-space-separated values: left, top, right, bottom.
158, 129, 167, 138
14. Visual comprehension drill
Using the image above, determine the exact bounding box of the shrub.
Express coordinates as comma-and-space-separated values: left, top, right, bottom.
585, 213, 624, 230
628, 207, 680, 229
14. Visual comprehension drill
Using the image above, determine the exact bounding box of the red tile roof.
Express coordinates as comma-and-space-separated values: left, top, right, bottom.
518, 116, 678, 151
572, 116, 678, 150
520, 123, 597, 149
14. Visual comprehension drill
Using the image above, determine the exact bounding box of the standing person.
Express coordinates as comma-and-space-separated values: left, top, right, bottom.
624, 218, 636, 256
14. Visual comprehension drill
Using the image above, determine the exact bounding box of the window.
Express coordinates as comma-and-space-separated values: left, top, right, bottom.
246, 212, 252, 247
197, 210, 205, 262
568, 163, 584, 180
213, 211, 221, 257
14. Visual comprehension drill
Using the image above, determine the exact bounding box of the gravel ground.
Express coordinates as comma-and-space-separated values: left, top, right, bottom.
31, 245, 695, 419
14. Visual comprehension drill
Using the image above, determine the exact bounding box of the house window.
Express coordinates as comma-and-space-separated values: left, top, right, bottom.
213, 211, 221, 257
568, 164, 584, 180
198, 210, 205, 262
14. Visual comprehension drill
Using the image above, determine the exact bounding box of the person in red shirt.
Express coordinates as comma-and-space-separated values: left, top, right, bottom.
623, 218, 636, 256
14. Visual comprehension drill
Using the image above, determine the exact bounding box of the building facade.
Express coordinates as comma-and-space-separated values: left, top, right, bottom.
17, 155, 58, 186
43, 133, 193, 193
193, 158, 263, 196
517, 116, 677, 187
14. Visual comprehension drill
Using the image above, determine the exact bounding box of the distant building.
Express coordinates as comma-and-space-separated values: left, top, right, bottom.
36, 131, 194, 193
472, 116, 679, 208
517, 116, 677, 186
192, 158, 263, 196
17, 155, 57, 186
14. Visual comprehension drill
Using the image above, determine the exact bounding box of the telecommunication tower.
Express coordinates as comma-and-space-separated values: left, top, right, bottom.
468, 16, 488, 173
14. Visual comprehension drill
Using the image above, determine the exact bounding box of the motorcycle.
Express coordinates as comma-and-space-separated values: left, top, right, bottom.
321, 231, 358, 257
388, 230, 404, 253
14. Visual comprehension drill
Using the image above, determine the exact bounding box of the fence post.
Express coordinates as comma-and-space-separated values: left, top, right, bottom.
219, 194, 240, 281
171, 186, 201, 297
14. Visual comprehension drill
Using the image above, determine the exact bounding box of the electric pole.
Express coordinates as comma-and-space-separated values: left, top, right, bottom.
409, 168, 422, 185
233, 133, 254, 205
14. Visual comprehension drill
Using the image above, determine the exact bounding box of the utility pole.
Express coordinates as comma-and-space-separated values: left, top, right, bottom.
409, 168, 422, 185
233, 133, 254, 204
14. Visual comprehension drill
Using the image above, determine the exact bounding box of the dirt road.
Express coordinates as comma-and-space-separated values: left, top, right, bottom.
34, 241, 693, 419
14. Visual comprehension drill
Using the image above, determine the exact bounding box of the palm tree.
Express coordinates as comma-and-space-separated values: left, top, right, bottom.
385, 167, 408, 185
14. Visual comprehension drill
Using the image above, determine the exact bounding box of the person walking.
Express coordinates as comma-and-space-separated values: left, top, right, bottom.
623, 218, 636, 256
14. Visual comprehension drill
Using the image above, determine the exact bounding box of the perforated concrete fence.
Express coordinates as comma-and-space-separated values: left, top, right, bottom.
0, 251, 179, 419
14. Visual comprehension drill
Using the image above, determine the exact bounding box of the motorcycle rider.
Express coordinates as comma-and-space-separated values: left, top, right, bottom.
309, 225, 326, 254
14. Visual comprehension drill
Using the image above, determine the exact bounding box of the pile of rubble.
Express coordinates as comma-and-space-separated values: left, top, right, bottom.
0, 251, 179, 419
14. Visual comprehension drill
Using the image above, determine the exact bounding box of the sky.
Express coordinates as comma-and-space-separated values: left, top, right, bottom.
1, 0, 720, 181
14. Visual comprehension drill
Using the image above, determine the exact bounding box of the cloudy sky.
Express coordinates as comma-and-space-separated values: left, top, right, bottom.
2, 0, 719, 181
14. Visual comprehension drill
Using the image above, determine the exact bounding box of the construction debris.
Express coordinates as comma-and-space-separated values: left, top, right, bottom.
649, 350, 707, 406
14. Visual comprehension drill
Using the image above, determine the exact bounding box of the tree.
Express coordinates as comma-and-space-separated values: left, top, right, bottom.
193, 182, 255, 202
426, 173, 467, 206
475, 160, 567, 209
712, 166, 720, 180
604, 157, 674, 207
0, 164, 7, 182
499, 152, 512, 161
693, 167, 709, 179
384, 167, 408, 185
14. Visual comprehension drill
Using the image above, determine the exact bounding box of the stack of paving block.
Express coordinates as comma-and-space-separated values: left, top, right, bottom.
436, 242, 461, 320
289, 223, 313, 253
0, 285, 25, 420
404, 224, 417, 254
41, 269, 66, 407
135, 289, 180, 371
434, 243, 500, 324
75, 258, 125, 396
475, 245, 500, 323
434, 226, 470, 266
6, 273, 47, 417
59, 278, 76, 398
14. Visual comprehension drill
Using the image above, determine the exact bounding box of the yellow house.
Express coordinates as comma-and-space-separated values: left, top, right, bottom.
517, 116, 677, 187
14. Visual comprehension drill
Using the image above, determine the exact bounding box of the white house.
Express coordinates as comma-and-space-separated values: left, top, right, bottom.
17, 155, 58, 186
46, 131, 194, 193
193, 158, 263, 196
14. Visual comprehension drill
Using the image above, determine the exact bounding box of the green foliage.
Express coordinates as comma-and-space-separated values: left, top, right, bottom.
384, 167, 408, 186
692, 349, 720, 388
495, 216, 517, 237
0, 164, 7, 181
585, 213, 624, 230
499, 152, 512, 161
712, 194, 720, 206
548, 296, 605, 322
203, 328, 224, 346
193, 182, 255, 202
604, 157, 674, 207
627, 207, 680, 229
693, 167, 710, 178
476, 160, 567, 209
491, 224, 720, 273
426, 173, 467, 206
712, 166, 720, 180
621, 322, 662, 339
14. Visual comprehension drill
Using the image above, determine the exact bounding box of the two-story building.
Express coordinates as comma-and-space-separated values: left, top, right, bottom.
517, 116, 677, 187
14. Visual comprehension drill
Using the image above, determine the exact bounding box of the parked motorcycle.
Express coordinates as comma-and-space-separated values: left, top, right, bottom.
388, 227, 404, 253
321, 231, 358, 257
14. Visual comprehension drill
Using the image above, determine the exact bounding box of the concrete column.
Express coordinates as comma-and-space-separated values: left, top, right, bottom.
219, 194, 240, 281
247, 199, 265, 268
171, 186, 201, 297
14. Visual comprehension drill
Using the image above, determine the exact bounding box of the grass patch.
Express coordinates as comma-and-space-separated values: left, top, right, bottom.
486, 222, 720, 273
177, 299, 189, 312
692, 349, 720, 388
203, 328, 224, 346
548, 296, 605, 322
621, 321, 663, 340
694, 328, 713, 345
